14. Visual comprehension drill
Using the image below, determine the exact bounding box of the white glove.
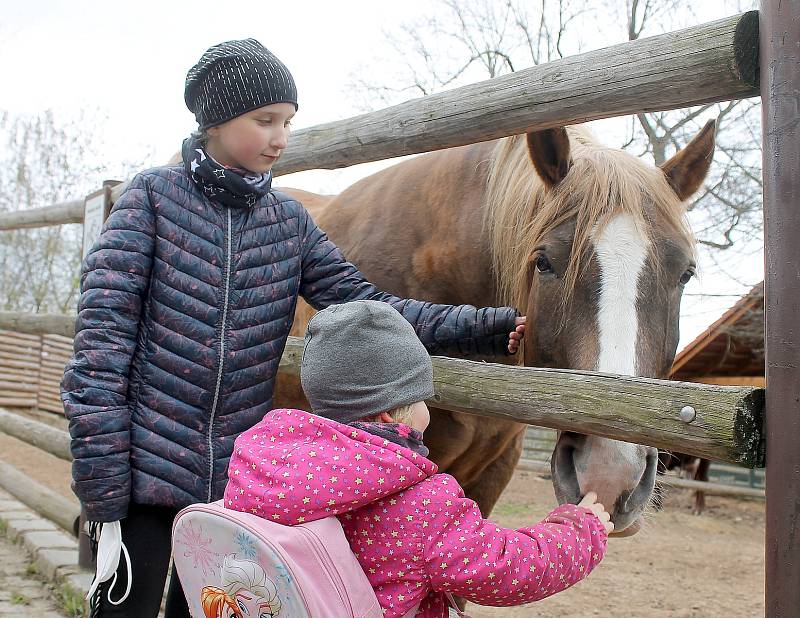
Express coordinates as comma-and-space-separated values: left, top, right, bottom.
86, 521, 132, 605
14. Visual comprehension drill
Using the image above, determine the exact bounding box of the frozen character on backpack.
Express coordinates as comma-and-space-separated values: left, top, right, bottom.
199, 555, 281, 618
216, 301, 614, 617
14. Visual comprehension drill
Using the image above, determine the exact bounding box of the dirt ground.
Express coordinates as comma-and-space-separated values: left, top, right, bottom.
0, 427, 764, 617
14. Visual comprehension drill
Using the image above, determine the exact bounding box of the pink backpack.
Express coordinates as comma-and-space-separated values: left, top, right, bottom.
171, 500, 383, 618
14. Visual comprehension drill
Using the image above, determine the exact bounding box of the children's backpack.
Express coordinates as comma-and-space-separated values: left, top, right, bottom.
171, 499, 383, 618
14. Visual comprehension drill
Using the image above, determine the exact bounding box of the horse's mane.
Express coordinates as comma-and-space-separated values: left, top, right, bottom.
484, 126, 694, 310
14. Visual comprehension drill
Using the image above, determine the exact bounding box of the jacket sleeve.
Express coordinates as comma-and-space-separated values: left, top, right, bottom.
421, 475, 607, 607
297, 206, 518, 356
60, 174, 156, 522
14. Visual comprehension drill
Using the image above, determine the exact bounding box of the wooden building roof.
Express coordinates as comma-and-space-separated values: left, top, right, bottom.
669, 283, 764, 386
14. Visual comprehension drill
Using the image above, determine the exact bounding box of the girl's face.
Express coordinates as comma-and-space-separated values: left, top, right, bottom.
206, 103, 295, 174
409, 401, 430, 432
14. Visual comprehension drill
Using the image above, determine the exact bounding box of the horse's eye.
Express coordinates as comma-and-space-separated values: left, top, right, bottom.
536, 254, 553, 274
679, 268, 695, 286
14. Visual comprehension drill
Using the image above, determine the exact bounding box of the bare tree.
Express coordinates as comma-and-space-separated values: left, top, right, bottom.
617, 0, 763, 252
349, 0, 592, 108
0, 110, 146, 314
348, 0, 762, 252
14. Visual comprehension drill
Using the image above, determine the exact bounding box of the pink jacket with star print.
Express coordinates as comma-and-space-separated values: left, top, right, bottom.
224, 409, 607, 617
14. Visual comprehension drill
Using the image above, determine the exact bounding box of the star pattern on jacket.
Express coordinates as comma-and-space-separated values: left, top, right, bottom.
225, 409, 608, 617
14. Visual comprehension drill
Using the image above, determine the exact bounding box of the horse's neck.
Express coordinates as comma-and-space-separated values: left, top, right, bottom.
317, 142, 502, 308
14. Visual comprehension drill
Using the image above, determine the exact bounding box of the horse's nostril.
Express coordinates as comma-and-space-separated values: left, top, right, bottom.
551, 439, 582, 505
615, 489, 635, 515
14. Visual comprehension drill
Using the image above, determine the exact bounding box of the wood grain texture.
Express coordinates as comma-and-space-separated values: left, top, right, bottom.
0, 13, 759, 229
1, 318, 765, 467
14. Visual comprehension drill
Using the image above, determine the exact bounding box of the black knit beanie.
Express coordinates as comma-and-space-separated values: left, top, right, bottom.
185, 38, 298, 130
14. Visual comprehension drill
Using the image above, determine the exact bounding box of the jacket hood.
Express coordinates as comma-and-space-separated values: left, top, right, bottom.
224, 408, 438, 524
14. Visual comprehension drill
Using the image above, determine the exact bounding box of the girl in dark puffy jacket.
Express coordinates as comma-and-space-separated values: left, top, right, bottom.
61, 38, 525, 618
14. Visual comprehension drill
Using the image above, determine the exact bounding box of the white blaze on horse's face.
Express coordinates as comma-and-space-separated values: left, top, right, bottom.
594, 213, 650, 376
567, 213, 656, 534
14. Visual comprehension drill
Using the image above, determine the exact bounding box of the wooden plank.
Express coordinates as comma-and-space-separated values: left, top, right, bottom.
761, 0, 800, 613
37, 401, 65, 415
685, 376, 765, 387
4, 315, 765, 466
279, 336, 765, 466
42, 341, 74, 349
40, 359, 71, 371
0, 343, 41, 357
271, 12, 760, 176
0, 381, 38, 393
40, 359, 69, 372
0, 330, 41, 343
37, 378, 62, 389
42, 333, 74, 345
39, 370, 68, 383
0, 460, 78, 534
0, 371, 38, 383
0, 13, 760, 230
0, 408, 72, 460
659, 474, 765, 499
41, 345, 73, 358
0, 344, 40, 357
0, 397, 37, 407
0, 357, 40, 370
0, 200, 84, 231
37, 399, 64, 410
37, 391, 63, 402
0, 313, 75, 338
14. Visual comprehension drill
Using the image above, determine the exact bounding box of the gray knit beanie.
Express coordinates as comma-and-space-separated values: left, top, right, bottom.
185, 38, 298, 130
300, 301, 434, 423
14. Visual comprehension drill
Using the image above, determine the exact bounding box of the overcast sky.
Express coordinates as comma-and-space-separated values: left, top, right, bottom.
1, 0, 763, 350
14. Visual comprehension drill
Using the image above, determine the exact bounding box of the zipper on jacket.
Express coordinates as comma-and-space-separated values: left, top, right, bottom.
207, 207, 232, 502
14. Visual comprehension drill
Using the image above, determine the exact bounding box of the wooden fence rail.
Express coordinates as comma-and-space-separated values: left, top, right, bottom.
0, 12, 759, 232
0, 312, 765, 467
0, 409, 71, 461
0, 459, 78, 533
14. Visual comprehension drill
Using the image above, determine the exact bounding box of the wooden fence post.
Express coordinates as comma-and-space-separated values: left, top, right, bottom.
760, 1, 800, 615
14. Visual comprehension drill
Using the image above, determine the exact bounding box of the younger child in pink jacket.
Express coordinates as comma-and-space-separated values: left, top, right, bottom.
225, 300, 612, 617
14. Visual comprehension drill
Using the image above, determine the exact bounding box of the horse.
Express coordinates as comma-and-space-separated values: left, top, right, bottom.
274, 119, 716, 536
657, 451, 711, 515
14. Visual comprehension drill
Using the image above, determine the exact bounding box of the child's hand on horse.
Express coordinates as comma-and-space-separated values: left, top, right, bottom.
508, 316, 526, 354
579, 491, 615, 535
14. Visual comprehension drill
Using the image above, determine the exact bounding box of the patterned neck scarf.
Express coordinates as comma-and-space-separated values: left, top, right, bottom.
181, 134, 273, 209
347, 422, 430, 458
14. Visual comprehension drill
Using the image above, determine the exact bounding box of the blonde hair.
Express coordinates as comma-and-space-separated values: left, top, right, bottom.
365, 403, 415, 425
220, 554, 281, 614
388, 404, 414, 425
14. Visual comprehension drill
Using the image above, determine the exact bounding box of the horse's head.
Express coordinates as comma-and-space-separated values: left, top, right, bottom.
487, 120, 715, 535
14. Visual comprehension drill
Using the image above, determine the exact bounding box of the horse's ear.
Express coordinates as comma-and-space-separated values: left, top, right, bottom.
660, 119, 716, 202
527, 128, 572, 188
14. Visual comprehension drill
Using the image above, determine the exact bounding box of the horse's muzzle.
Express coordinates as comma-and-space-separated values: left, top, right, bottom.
551, 432, 658, 535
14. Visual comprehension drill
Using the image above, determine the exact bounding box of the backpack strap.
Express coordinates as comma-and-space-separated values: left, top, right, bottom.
445, 592, 472, 618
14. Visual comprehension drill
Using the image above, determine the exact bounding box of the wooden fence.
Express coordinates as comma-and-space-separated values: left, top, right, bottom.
0, 329, 72, 413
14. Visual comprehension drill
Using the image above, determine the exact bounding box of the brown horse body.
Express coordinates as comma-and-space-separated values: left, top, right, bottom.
274, 122, 715, 532
277, 140, 524, 516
